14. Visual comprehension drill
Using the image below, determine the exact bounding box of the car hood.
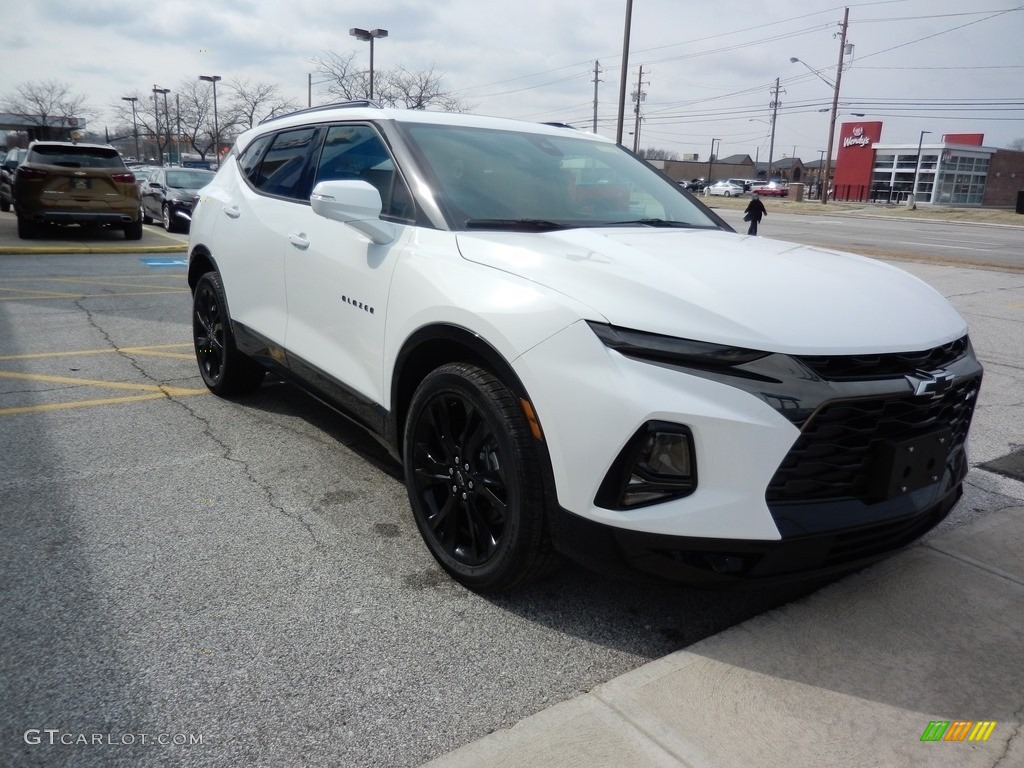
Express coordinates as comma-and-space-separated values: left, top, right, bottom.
454, 227, 966, 354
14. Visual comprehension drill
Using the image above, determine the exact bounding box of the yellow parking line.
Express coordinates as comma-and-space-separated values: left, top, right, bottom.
47, 278, 187, 291
0, 390, 207, 416
0, 343, 193, 362
0, 286, 83, 297
0, 289, 187, 301
2, 274, 177, 282
0, 370, 206, 396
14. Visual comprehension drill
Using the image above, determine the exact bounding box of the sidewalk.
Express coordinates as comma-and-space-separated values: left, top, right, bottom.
424, 505, 1024, 768
0, 209, 186, 254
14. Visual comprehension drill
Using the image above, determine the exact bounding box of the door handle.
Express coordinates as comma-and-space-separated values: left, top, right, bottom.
288, 233, 310, 250
223, 206, 240, 219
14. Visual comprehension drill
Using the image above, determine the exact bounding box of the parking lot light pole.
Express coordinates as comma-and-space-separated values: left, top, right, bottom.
199, 75, 222, 163
349, 28, 388, 100
122, 96, 140, 161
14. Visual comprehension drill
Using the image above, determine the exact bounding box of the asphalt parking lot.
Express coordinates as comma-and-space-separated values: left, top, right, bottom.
0, 248, 832, 767
1, 219, 1022, 767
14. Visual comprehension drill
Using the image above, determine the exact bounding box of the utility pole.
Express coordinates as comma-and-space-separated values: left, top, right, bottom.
767, 78, 783, 181
631, 66, 648, 153
822, 7, 850, 204
592, 61, 603, 134
615, 0, 633, 145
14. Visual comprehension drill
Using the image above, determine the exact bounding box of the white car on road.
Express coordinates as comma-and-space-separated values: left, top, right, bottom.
706, 180, 745, 197
188, 103, 982, 591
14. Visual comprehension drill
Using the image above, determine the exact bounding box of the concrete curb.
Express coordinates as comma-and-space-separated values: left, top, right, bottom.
0, 244, 186, 255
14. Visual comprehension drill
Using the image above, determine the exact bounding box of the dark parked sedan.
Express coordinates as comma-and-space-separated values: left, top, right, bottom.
140, 168, 215, 232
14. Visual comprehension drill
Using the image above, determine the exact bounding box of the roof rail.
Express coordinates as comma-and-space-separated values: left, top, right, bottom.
259, 100, 384, 125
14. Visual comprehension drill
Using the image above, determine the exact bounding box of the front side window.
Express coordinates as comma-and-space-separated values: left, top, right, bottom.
313, 124, 413, 220
400, 124, 721, 231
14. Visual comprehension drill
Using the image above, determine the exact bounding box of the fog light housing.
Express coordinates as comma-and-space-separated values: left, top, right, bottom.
596, 421, 697, 510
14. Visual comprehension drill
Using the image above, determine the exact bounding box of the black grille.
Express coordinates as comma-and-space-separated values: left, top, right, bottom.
766, 376, 979, 503
797, 336, 969, 380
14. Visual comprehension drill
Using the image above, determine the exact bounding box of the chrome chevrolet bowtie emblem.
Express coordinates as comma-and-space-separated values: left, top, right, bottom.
906, 369, 954, 398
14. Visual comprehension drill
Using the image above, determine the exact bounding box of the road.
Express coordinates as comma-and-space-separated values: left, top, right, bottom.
713, 207, 1023, 270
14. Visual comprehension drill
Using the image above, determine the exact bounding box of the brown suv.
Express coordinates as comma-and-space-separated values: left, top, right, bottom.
13, 141, 142, 240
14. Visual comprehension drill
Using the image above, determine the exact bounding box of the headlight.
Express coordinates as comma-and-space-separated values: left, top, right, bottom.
587, 321, 769, 369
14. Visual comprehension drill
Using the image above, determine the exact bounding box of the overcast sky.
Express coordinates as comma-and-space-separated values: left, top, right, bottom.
2, 0, 1022, 161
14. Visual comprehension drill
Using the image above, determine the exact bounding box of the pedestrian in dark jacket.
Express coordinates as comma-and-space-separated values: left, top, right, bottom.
743, 194, 767, 235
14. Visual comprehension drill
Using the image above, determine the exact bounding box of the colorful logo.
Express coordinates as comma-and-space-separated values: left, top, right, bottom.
920, 721, 997, 742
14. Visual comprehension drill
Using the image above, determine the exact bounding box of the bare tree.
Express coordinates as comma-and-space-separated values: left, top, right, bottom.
380, 65, 467, 111
227, 79, 300, 130
2, 80, 88, 140
309, 51, 370, 102
637, 147, 679, 161
110, 91, 171, 162
1007, 138, 1024, 152
310, 51, 468, 111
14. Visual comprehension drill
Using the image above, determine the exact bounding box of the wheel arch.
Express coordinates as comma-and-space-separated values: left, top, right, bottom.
187, 246, 218, 292
389, 324, 531, 452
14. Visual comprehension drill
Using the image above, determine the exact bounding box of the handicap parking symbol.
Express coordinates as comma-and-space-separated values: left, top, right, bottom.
140, 258, 188, 267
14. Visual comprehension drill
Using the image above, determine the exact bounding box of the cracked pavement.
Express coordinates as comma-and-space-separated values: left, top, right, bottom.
1, 251, 1022, 768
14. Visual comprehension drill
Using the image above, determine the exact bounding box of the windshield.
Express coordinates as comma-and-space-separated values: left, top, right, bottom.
399, 123, 721, 231
166, 170, 215, 189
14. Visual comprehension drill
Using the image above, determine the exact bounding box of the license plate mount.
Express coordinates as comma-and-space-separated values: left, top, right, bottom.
870, 428, 952, 501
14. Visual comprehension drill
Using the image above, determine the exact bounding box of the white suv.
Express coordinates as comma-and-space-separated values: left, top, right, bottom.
188, 103, 982, 591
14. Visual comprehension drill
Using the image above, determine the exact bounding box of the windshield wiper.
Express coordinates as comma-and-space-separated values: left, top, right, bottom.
602, 218, 700, 228
464, 218, 570, 232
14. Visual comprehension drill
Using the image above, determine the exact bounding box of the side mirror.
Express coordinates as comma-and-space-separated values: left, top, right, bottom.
310, 179, 394, 245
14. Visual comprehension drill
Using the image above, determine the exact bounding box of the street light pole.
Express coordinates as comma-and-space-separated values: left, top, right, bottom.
199, 75, 222, 163
911, 130, 932, 209
122, 96, 140, 161
349, 28, 388, 100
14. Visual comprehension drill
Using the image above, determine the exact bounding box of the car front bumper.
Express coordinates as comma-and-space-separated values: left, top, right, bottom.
517, 320, 981, 583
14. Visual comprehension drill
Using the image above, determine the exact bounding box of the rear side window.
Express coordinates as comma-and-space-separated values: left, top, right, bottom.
237, 134, 273, 183
29, 145, 124, 169
252, 128, 319, 199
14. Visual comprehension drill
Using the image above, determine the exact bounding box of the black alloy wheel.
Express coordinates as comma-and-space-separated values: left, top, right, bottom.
404, 363, 560, 592
191, 271, 264, 395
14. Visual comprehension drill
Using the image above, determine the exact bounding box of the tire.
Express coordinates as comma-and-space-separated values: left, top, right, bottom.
403, 363, 561, 592
724, 191, 732, 197
16, 216, 35, 239
163, 203, 179, 233
0, 197, 9, 213
124, 218, 143, 240
191, 271, 264, 395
